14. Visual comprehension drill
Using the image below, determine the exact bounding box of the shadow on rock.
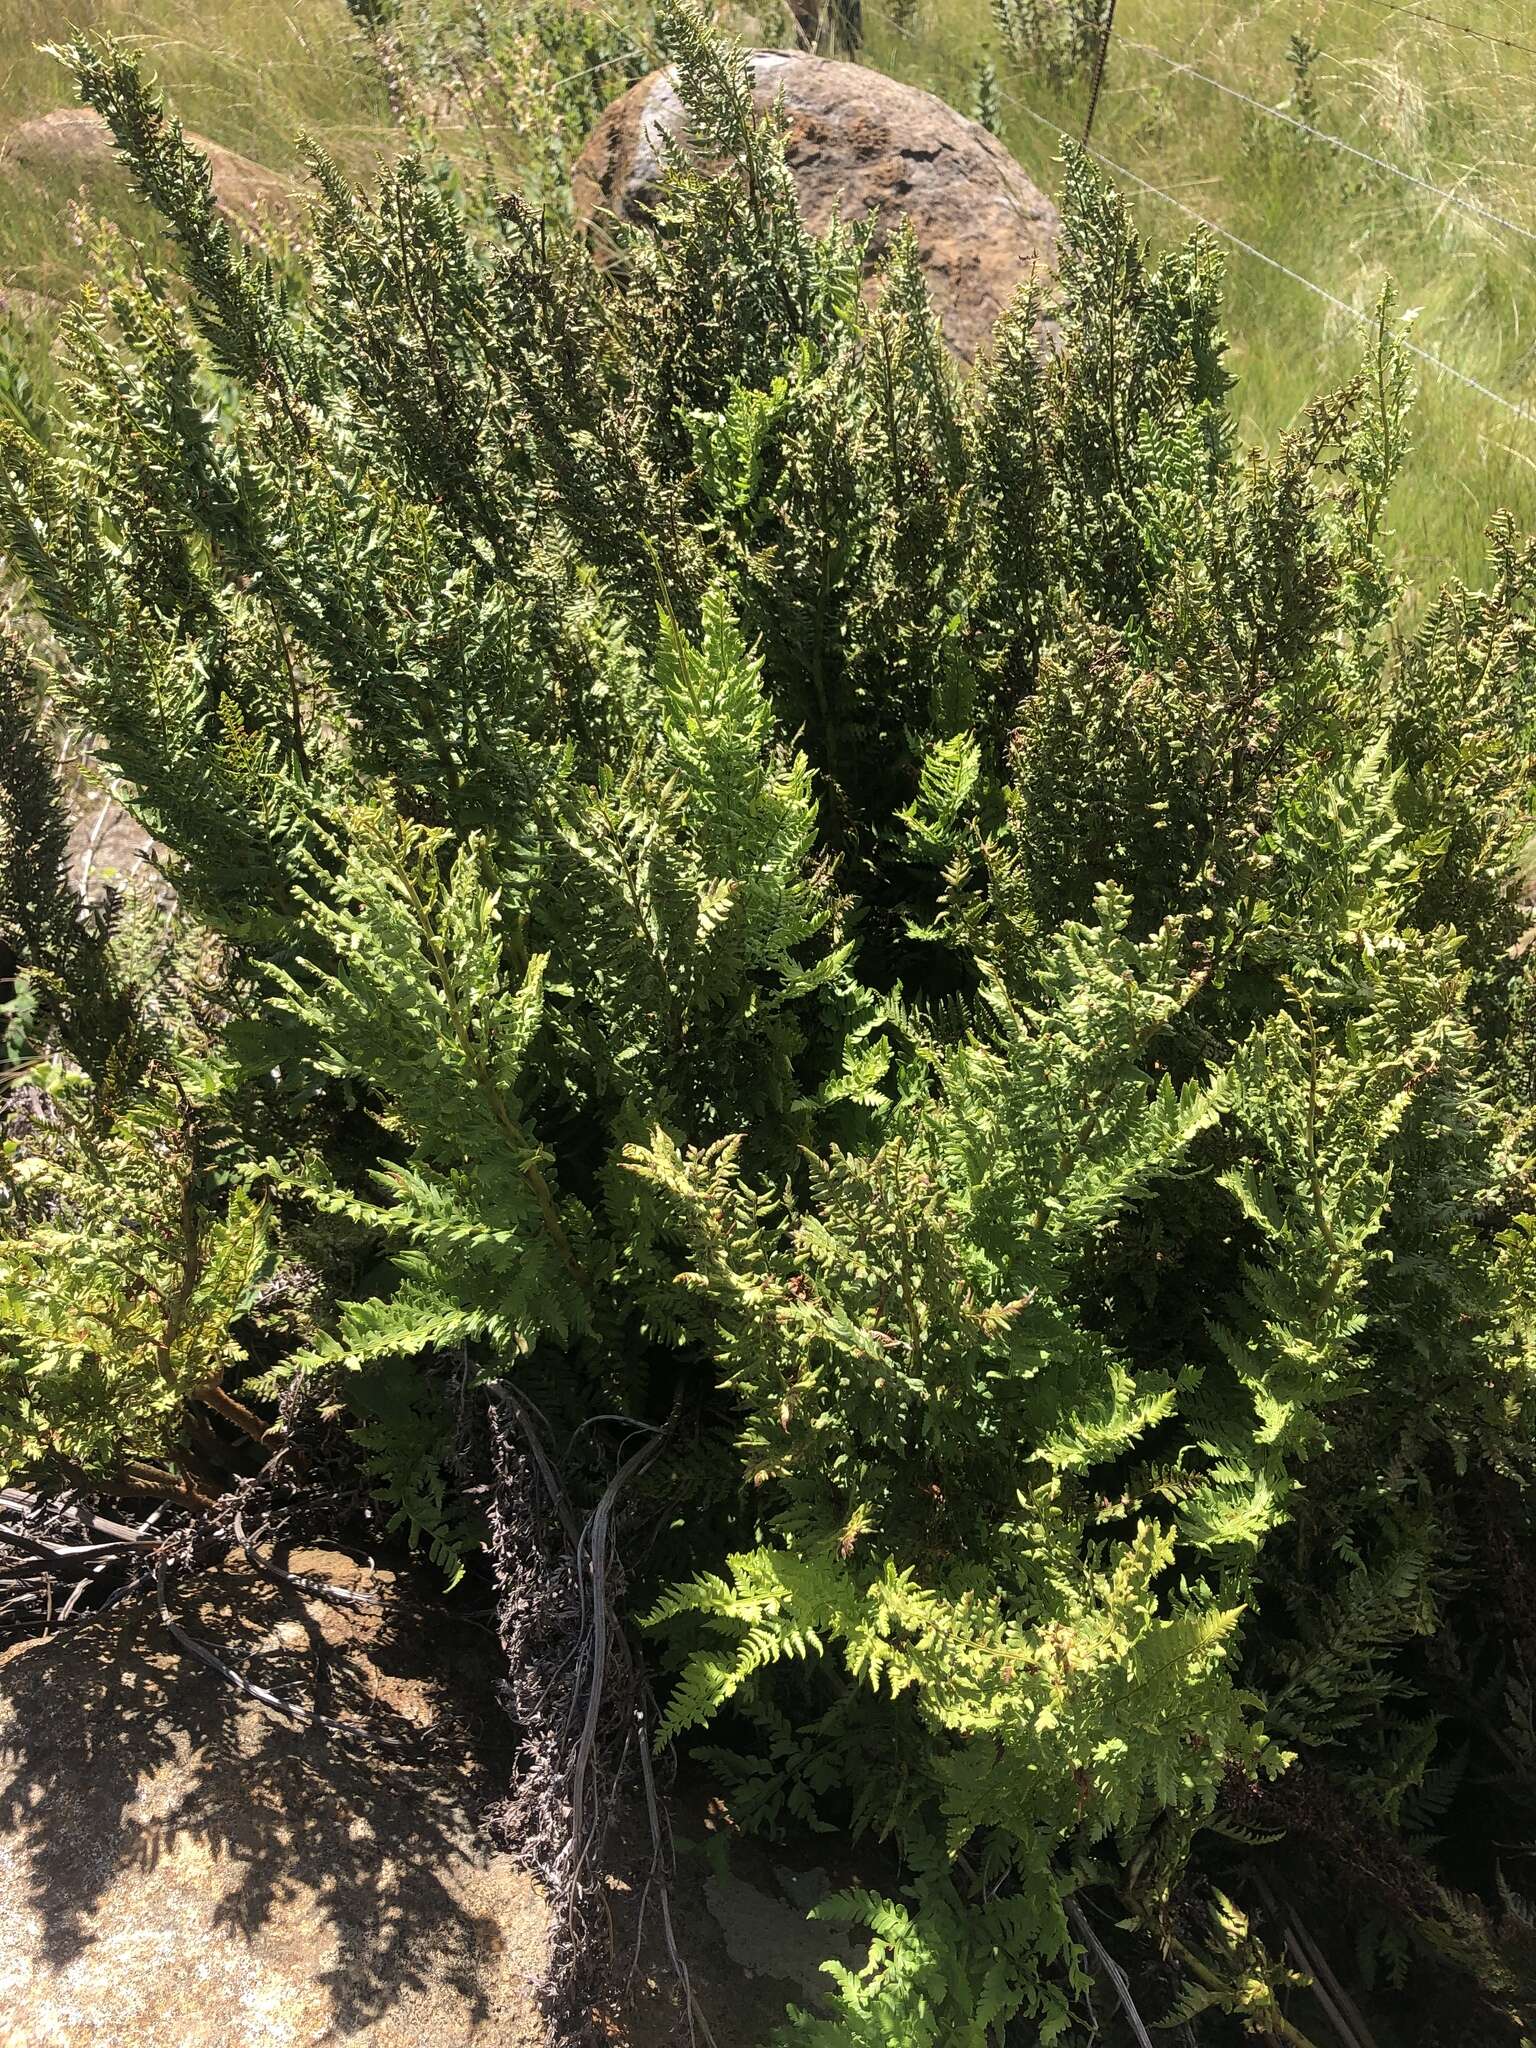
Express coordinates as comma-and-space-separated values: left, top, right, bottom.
0, 1550, 547, 2048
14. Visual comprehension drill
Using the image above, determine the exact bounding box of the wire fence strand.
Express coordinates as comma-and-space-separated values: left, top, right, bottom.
561, 0, 1534, 433
1117, 33, 1536, 247
543, 45, 645, 95
1354, 0, 1536, 65
856, 0, 1534, 426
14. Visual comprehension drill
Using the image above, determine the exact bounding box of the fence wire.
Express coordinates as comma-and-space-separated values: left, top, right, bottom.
1118, 32, 1536, 247
858, 0, 1535, 426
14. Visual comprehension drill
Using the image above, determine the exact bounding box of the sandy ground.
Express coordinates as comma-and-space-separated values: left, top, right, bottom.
0, 1546, 868, 2048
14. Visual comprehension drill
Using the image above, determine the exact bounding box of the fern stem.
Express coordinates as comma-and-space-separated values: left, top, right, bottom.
198, 1383, 272, 1446
119, 1459, 219, 1510
1162, 1932, 1326, 2048
393, 844, 588, 1288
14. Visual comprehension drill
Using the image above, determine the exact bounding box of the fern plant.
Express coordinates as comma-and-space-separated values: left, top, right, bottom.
0, 1063, 270, 1503
3, 10, 1536, 2039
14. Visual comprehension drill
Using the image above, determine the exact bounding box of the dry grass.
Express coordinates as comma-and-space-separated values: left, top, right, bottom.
0, 0, 392, 310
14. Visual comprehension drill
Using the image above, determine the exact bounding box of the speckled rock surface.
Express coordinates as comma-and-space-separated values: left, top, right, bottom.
702, 1868, 862, 2001
572, 51, 1058, 361
1, 109, 294, 226
0, 1552, 548, 2048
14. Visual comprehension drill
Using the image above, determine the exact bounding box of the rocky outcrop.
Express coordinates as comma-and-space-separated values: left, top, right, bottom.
0, 1551, 548, 2047
0, 1548, 871, 2048
571, 52, 1058, 361
1, 109, 294, 227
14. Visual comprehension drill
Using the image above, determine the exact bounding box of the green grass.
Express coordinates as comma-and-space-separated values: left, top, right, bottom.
0, 0, 392, 307
0, 0, 388, 147
862, 0, 1536, 594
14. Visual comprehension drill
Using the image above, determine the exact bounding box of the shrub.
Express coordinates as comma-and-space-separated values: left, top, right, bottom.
990, 0, 1110, 93
343, 0, 659, 211
4, 11, 1536, 2039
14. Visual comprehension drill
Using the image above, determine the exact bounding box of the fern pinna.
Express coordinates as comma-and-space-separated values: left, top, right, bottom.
2, 8, 1536, 2040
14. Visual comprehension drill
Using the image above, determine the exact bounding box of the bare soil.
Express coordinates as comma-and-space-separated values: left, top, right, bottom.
0, 1550, 549, 2048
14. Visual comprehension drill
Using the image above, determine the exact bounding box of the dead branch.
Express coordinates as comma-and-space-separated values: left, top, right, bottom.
1247, 1869, 1378, 2048
1, 1486, 162, 1545
154, 1553, 425, 1757
232, 1503, 379, 1610
199, 1383, 275, 1447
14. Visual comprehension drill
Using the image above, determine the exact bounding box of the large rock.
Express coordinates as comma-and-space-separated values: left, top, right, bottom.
0, 1546, 848, 2048
1, 109, 294, 228
0, 1551, 549, 2047
572, 52, 1058, 361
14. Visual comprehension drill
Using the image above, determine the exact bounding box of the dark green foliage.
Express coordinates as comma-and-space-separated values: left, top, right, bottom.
4, 14, 1536, 2039
0, 634, 138, 1076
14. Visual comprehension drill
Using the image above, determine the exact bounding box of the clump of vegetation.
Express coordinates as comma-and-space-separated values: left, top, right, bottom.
990, 0, 1109, 91
4, 10, 1536, 2042
343, 0, 659, 209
